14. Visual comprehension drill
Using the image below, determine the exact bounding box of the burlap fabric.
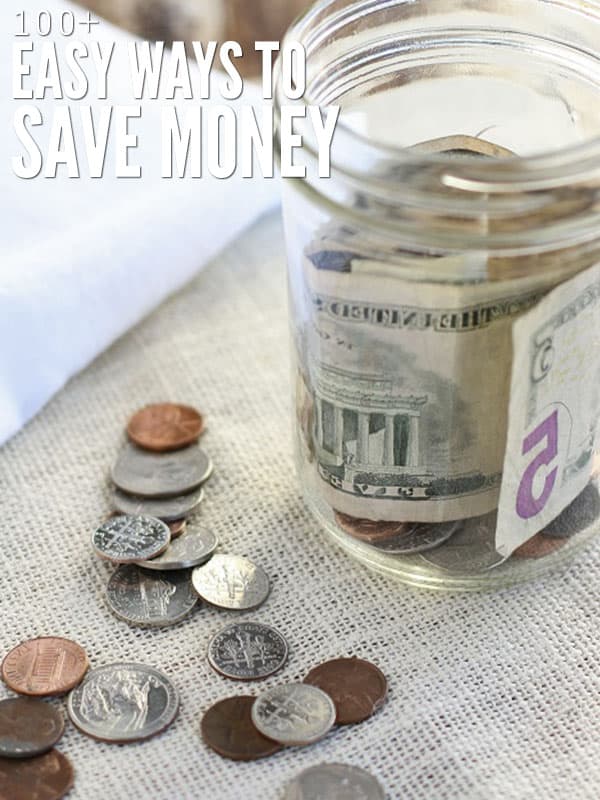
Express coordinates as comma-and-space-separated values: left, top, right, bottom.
1, 213, 599, 800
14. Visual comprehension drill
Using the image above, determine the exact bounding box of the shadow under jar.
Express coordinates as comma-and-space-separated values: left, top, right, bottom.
274, 0, 600, 590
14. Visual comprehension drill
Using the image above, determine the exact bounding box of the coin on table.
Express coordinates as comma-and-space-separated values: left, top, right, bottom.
136, 526, 217, 571
304, 657, 387, 725
511, 533, 567, 560
192, 554, 270, 611
541, 482, 600, 539
127, 403, 205, 452
370, 521, 459, 555
2, 637, 89, 697
201, 696, 282, 761
112, 487, 205, 522
0, 749, 74, 800
251, 683, 336, 746
168, 518, 186, 538
92, 515, 170, 563
67, 663, 179, 743
111, 443, 213, 499
283, 763, 386, 800
419, 512, 506, 573
0, 698, 65, 758
106, 566, 197, 627
208, 623, 288, 681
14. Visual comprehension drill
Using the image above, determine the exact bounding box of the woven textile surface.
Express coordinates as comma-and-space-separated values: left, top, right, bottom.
1, 212, 599, 800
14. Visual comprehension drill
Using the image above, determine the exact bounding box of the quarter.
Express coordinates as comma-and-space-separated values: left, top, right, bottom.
112, 487, 205, 521
192, 554, 270, 611
0, 749, 74, 800
2, 637, 89, 697
201, 696, 282, 761
304, 657, 388, 725
208, 622, 288, 681
136, 526, 218, 571
0, 698, 65, 758
92, 515, 170, 563
67, 663, 179, 743
106, 566, 197, 627
127, 403, 205, 452
283, 763, 386, 800
111, 443, 213, 498
251, 683, 336, 746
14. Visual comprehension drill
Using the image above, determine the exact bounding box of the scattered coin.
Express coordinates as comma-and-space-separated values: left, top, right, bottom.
92, 515, 170, 563
0, 698, 65, 758
127, 403, 205, 452
2, 637, 89, 697
304, 657, 387, 725
201, 696, 282, 761
106, 566, 198, 627
168, 518, 187, 539
370, 521, 460, 555
512, 533, 567, 560
541, 482, 600, 539
67, 663, 179, 743
192, 554, 270, 611
136, 526, 218, 571
111, 443, 213, 499
208, 623, 288, 681
0, 749, 74, 800
283, 763, 386, 800
251, 683, 336, 746
112, 487, 205, 521
419, 512, 507, 573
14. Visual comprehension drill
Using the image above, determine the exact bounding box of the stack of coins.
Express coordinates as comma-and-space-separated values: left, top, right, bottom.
201, 656, 387, 762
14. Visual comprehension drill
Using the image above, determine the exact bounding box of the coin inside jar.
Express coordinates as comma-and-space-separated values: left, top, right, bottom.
251, 683, 336, 746
112, 487, 205, 522
201, 696, 282, 761
92, 515, 171, 563
207, 623, 288, 681
334, 511, 413, 543
111, 443, 213, 499
2, 637, 89, 697
0, 698, 65, 758
127, 403, 205, 452
106, 566, 198, 627
541, 482, 600, 539
67, 663, 179, 743
0, 749, 74, 800
511, 533, 567, 560
304, 657, 388, 725
192, 554, 270, 611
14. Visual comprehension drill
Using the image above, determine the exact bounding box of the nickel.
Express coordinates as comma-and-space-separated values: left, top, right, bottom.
112, 487, 205, 522
111, 443, 212, 499
106, 566, 197, 627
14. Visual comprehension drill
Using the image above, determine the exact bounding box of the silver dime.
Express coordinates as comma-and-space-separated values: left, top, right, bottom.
67, 663, 179, 742
136, 526, 218, 571
106, 566, 197, 627
112, 486, 205, 521
370, 520, 459, 555
111, 443, 213, 498
251, 683, 336, 746
284, 763, 386, 800
0, 697, 65, 758
92, 515, 170, 563
191, 554, 270, 611
419, 512, 506, 573
207, 622, 288, 681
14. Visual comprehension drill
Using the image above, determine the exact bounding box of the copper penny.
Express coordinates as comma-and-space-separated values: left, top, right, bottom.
201, 696, 282, 761
2, 637, 89, 697
512, 534, 567, 560
0, 698, 65, 758
0, 749, 74, 800
127, 403, 205, 452
304, 657, 388, 725
168, 518, 187, 539
334, 511, 413, 543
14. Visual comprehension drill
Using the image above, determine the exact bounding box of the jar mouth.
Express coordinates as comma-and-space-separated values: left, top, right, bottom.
275, 0, 600, 250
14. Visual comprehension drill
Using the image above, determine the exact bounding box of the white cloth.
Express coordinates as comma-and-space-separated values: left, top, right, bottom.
0, 0, 279, 446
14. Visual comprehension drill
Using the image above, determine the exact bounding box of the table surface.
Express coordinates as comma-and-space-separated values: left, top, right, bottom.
1, 212, 599, 800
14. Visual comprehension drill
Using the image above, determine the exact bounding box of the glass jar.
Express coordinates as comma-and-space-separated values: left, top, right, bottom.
274, 0, 600, 590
